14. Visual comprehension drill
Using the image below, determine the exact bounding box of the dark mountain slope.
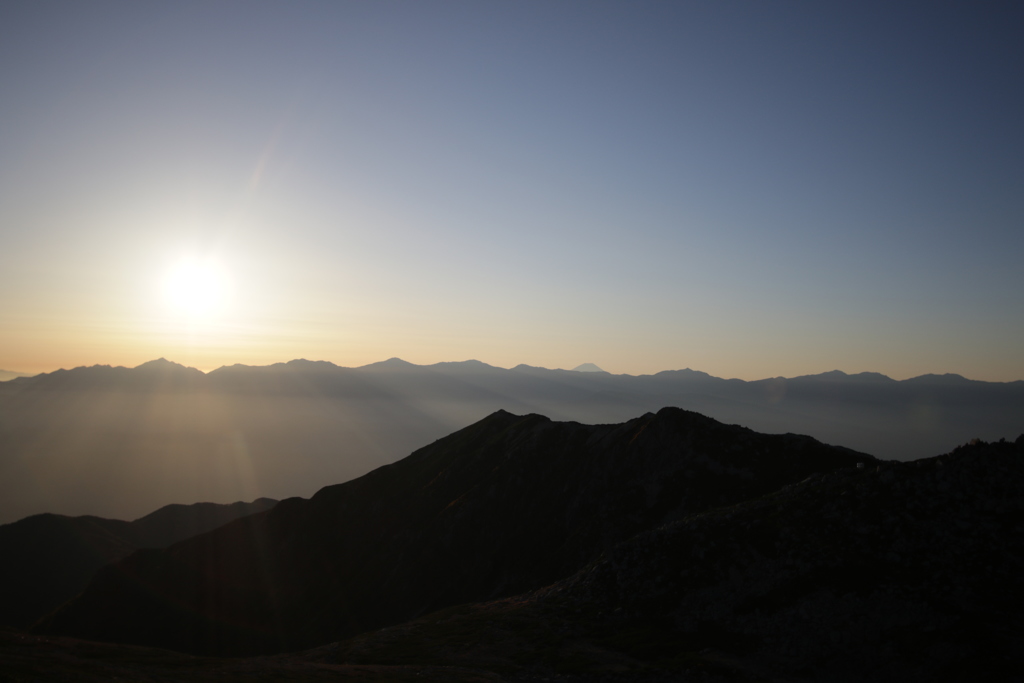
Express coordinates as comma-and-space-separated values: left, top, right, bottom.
0, 626, 501, 683
38, 408, 871, 656
0, 498, 276, 628
0, 627, 500, 683
323, 436, 1024, 681
129, 499, 279, 549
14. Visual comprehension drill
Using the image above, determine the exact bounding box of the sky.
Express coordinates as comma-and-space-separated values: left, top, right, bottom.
1, 1, 1022, 381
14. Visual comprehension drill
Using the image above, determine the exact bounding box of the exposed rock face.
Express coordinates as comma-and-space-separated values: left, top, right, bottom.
37, 408, 870, 655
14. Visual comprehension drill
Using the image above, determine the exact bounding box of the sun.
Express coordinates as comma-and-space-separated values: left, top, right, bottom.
161, 258, 231, 317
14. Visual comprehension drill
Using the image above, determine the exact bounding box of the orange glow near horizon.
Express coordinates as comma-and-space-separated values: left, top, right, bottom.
3, 339, 1024, 384
0, 243, 1021, 382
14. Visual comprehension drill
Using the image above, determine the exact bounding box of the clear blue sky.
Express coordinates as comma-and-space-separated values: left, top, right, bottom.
1, 1, 1021, 380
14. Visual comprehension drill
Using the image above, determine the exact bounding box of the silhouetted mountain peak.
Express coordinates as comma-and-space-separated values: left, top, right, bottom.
509, 363, 553, 375
208, 362, 250, 374
9, 359, 206, 392
653, 367, 717, 380
570, 363, 605, 373
904, 372, 973, 385
850, 371, 896, 382
134, 358, 202, 375
794, 369, 849, 381
792, 369, 898, 383
282, 359, 341, 371
431, 359, 500, 371
439, 408, 549, 437
359, 357, 418, 371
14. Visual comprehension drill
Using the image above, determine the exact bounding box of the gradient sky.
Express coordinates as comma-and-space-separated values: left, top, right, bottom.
1, 1, 1022, 380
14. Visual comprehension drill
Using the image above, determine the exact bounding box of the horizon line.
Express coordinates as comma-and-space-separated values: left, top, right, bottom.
4, 356, 1022, 385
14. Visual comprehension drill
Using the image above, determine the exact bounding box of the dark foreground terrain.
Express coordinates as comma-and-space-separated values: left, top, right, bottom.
4, 411, 1022, 681
320, 436, 1024, 681
0, 627, 499, 683
0, 498, 277, 629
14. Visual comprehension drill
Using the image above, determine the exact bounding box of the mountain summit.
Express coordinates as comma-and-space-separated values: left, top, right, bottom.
570, 362, 605, 372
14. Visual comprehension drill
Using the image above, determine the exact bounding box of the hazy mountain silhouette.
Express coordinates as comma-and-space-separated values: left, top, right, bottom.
0, 498, 276, 629
0, 369, 33, 382
37, 408, 870, 655
570, 362, 605, 372
1, 358, 1021, 524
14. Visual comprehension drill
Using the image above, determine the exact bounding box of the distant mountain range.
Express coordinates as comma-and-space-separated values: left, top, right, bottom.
1, 357, 1021, 524
19, 411, 1023, 681
0, 498, 276, 629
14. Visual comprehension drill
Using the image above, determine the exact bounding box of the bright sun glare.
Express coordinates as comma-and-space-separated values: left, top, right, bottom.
161, 259, 231, 317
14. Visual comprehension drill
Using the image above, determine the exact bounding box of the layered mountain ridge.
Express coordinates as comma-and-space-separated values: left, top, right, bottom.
0, 498, 277, 629
1, 410, 1020, 681
38, 408, 871, 656
2, 357, 1021, 524
0, 369, 34, 382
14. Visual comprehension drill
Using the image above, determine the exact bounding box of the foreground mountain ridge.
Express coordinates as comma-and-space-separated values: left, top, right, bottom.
321, 435, 1024, 681
38, 407, 871, 656
7, 419, 1022, 681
